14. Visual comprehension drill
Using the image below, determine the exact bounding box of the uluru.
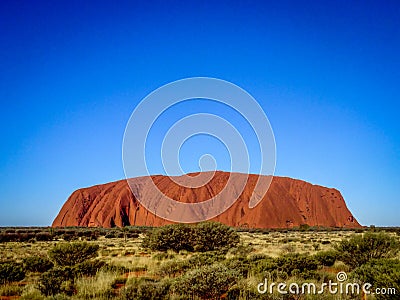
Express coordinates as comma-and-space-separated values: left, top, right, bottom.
52, 171, 361, 228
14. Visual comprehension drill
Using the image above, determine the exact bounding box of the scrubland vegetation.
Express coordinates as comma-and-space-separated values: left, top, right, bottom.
0, 224, 399, 299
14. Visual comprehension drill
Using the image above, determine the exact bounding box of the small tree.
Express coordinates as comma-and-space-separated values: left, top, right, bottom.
48, 242, 99, 266
334, 232, 399, 269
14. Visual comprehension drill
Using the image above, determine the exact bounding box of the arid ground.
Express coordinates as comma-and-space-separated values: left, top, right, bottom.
0, 225, 399, 300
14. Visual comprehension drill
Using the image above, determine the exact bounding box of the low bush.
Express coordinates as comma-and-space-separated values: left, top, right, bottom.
191, 222, 240, 252
100, 264, 130, 274
73, 260, 106, 277
142, 222, 239, 253
173, 264, 239, 299
0, 232, 37, 242
122, 278, 170, 300
334, 232, 399, 269
185, 251, 226, 268
142, 224, 193, 252
223, 257, 250, 277
23, 256, 54, 273
152, 252, 175, 260
354, 258, 400, 300
155, 251, 227, 278
155, 260, 189, 278
61, 233, 78, 241
38, 267, 73, 296
250, 256, 278, 274
35, 232, 53, 241
314, 250, 338, 267
0, 261, 25, 283
48, 242, 99, 266
275, 253, 318, 276
228, 244, 254, 257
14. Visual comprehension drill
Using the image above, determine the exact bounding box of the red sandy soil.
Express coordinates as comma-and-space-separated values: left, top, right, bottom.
52, 171, 361, 228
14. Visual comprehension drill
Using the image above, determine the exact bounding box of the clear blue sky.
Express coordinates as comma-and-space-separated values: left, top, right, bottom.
0, 0, 399, 226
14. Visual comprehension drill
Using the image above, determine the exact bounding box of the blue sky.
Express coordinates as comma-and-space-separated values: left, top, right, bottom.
0, 0, 399, 226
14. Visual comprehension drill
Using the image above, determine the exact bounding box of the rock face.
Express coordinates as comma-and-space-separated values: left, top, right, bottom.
52, 172, 361, 228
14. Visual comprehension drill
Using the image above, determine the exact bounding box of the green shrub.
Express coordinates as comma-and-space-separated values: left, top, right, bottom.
223, 257, 250, 277
186, 251, 226, 268
73, 260, 106, 277
354, 258, 400, 300
100, 264, 130, 274
155, 260, 189, 278
191, 222, 240, 252
48, 242, 99, 266
61, 233, 77, 241
173, 264, 238, 299
0, 261, 25, 283
248, 254, 268, 261
122, 278, 170, 300
155, 251, 226, 278
152, 252, 175, 260
38, 267, 73, 296
142, 224, 193, 252
299, 224, 310, 231
251, 256, 278, 274
23, 256, 54, 273
334, 232, 400, 268
314, 250, 338, 267
229, 243, 255, 257
142, 222, 239, 253
275, 253, 318, 276
35, 232, 53, 241
0, 232, 36, 242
